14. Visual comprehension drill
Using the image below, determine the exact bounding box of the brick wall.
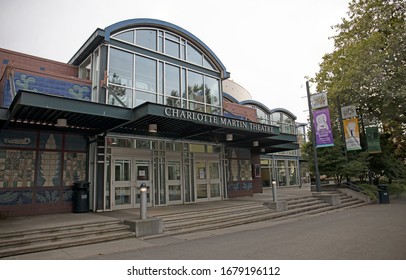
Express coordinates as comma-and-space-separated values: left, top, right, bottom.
223, 101, 257, 122
0, 48, 78, 79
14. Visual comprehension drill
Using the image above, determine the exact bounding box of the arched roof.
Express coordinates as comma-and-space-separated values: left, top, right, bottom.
240, 100, 297, 120
104, 18, 229, 79
269, 108, 297, 121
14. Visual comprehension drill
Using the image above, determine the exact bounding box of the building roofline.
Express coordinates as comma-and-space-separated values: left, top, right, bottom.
69, 18, 230, 79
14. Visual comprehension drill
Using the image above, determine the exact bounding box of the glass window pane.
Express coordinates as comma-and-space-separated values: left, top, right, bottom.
188, 71, 204, 102
158, 62, 164, 94
203, 56, 216, 70
186, 43, 202, 65
256, 107, 269, 124
109, 48, 133, 87
210, 184, 220, 197
189, 102, 204, 112
182, 69, 187, 99
135, 55, 156, 92
165, 97, 181, 107
288, 160, 298, 185
205, 76, 220, 106
197, 184, 207, 199
115, 187, 131, 206
206, 105, 221, 115
165, 39, 180, 58
166, 32, 179, 41
136, 29, 157, 50
114, 30, 134, 44
169, 185, 182, 201
115, 160, 131, 181
168, 161, 181, 180
134, 90, 156, 107
158, 36, 164, 52
108, 87, 132, 107
209, 162, 219, 179
189, 144, 205, 153
165, 64, 180, 97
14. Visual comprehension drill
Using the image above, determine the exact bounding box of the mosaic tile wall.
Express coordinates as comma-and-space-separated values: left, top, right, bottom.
0, 130, 87, 208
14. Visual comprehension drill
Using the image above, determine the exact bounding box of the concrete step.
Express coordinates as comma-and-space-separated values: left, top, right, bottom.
160, 197, 330, 235
156, 192, 367, 236
0, 221, 134, 258
163, 206, 273, 231
157, 202, 262, 221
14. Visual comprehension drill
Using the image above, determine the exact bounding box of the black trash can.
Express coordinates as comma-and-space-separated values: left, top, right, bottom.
377, 185, 390, 204
72, 181, 90, 212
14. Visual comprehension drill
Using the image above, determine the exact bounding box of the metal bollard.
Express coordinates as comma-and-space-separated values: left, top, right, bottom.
272, 181, 278, 202
139, 183, 147, 220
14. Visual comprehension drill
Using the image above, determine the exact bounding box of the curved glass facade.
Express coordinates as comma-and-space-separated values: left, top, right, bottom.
107, 28, 221, 114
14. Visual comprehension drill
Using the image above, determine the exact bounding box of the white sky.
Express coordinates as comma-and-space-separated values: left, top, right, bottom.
0, 0, 349, 123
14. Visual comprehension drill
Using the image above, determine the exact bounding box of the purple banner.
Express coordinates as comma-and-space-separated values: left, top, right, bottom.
313, 108, 334, 148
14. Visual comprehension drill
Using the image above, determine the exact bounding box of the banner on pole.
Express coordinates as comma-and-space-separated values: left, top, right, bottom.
310, 92, 328, 109
341, 105, 357, 119
343, 118, 362, 151
313, 108, 334, 148
366, 127, 382, 153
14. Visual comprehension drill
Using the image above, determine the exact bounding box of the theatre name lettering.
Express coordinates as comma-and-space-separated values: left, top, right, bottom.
164, 107, 276, 133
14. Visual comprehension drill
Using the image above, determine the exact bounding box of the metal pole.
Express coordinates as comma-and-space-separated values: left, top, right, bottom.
337, 96, 350, 183
306, 81, 321, 192
140, 183, 147, 220
272, 180, 278, 202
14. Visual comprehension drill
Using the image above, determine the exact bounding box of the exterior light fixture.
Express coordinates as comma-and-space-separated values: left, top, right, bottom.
226, 134, 233, 141
260, 148, 266, 153
56, 118, 67, 127
253, 140, 259, 147
149, 124, 157, 133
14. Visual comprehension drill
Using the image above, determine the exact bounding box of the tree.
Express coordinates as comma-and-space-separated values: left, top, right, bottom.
311, 0, 406, 183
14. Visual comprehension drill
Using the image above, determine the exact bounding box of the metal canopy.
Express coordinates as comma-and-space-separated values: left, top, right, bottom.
2, 91, 298, 152
3, 90, 132, 135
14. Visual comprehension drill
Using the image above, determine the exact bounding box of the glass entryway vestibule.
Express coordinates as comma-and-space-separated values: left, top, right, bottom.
106, 138, 224, 210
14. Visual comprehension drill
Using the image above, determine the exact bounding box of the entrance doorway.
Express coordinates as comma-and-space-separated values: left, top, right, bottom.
194, 159, 221, 201
111, 156, 152, 209
167, 160, 182, 204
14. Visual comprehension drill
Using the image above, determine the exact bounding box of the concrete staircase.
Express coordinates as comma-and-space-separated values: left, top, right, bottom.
0, 191, 367, 258
0, 220, 134, 258
154, 192, 366, 236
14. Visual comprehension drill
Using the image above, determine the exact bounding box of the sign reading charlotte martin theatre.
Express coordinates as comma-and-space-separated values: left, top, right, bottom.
164, 107, 277, 134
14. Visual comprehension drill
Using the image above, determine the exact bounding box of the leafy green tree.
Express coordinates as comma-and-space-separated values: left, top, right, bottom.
310, 0, 406, 183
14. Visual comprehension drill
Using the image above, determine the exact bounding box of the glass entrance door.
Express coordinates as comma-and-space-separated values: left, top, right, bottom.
112, 157, 152, 209
112, 158, 132, 209
195, 160, 221, 201
167, 160, 182, 204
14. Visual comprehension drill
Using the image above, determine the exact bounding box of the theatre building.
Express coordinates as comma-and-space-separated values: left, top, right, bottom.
0, 19, 299, 217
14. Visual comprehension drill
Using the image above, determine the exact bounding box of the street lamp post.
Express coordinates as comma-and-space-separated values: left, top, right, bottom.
306, 81, 322, 192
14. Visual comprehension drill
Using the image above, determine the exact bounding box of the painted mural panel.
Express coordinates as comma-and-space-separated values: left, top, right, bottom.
2, 72, 91, 107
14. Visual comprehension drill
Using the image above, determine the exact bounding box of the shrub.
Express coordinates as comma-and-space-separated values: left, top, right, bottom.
358, 183, 379, 202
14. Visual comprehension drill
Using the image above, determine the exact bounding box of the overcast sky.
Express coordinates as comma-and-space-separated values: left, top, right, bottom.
0, 0, 350, 122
